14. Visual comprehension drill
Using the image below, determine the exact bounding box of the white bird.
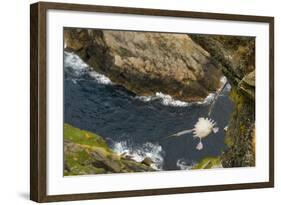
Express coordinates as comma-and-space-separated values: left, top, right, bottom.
166, 117, 219, 150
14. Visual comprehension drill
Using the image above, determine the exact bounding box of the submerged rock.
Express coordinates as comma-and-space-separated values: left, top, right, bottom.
64, 28, 222, 102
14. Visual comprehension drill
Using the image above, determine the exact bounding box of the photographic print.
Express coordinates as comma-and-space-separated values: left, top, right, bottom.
30, 2, 274, 202
63, 28, 256, 176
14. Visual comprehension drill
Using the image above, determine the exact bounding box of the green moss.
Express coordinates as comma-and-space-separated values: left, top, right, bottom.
64, 123, 154, 176
64, 123, 110, 151
229, 87, 245, 110
192, 157, 221, 169
221, 87, 255, 167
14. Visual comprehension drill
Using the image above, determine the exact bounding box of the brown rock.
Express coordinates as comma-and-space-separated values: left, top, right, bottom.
64, 28, 222, 102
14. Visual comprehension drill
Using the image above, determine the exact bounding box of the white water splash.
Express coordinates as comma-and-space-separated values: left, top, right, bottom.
64, 51, 89, 75
176, 159, 194, 170
155, 92, 190, 107
64, 51, 112, 85
135, 92, 189, 107
88, 70, 112, 85
135, 75, 232, 107
197, 93, 216, 105
136, 92, 216, 107
112, 141, 164, 170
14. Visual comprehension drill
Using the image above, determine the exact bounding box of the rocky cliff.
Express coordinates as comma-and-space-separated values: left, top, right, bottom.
189, 34, 255, 167
64, 28, 222, 101
64, 28, 256, 168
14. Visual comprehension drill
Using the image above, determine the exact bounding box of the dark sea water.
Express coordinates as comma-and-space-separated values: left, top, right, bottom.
64, 52, 234, 171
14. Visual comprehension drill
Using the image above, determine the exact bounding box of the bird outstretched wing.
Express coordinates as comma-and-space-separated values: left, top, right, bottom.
164, 129, 193, 140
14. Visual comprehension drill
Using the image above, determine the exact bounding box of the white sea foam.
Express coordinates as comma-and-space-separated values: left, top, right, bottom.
134, 75, 232, 107
64, 51, 89, 74
64, 51, 230, 103
156, 92, 190, 107
112, 141, 164, 170
176, 159, 194, 170
88, 70, 112, 85
135, 92, 216, 107
197, 93, 216, 105
135, 92, 189, 107
64, 51, 112, 85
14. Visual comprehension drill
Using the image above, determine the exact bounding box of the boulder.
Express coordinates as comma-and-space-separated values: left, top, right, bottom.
141, 157, 154, 167
239, 70, 255, 99
64, 28, 222, 102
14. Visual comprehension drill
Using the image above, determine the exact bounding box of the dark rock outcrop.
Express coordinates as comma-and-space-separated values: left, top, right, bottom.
64, 28, 222, 102
189, 34, 255, 100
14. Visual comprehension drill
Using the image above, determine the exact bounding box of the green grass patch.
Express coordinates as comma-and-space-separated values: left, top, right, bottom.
64, 123, 110, 151
192, 157, 222, 169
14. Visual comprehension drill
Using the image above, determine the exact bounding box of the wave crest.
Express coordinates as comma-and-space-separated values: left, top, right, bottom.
135, 92, 216, 107
88, 71, 112, 85
64, 51, 89, 75
64, 51, 112, 85
112, 141, 164, 170
176, 159, 194, 170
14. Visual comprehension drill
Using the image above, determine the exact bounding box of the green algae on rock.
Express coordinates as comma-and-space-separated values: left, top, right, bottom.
192, 157, 222, 169
64, 124, 154, 176
221, 88, 255, 167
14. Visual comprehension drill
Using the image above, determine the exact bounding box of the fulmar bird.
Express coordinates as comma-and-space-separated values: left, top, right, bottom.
166, 117, 219, 150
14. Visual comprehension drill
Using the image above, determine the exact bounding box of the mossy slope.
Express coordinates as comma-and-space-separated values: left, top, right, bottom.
64, 123, 154, 176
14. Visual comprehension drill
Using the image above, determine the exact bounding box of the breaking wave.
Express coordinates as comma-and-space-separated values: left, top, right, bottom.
135, 76, 231, 107
136, 92, 216, 107
135, 92, 190, 107
64, 51, 112, 85
111, 140, 165, 170
88, 70, 112, 85
176, 159, 195, 170
64, 51, 230, 107
64, 51, 89, 75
